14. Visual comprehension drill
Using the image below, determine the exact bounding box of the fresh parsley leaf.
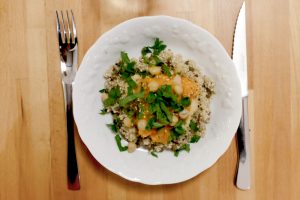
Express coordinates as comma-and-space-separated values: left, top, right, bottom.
103, 86, 122, 107
146, 92, 156, 104
151, 151, 158, 158
162, 64, 172, 77
146, 117, 156, 130
170, 120, 186, 141
152, 55, 163, 66
180, 97, 191, 107
107, 117, 122, 133
174, 144, 190, 157
160, 102, 172, 122
99, 108, 108, 115
151, 38, 167, 55
156, 109, 169, 124
152, 122, 165, 129
119, 91, 144, 107
141, 46, 151, 56
125, 77, 137, 88
137, 70, 150, 78
190, 135, 201, 143
189, 120, 199, 132
108, 86, 121, 99
103, 98, 116, 107
115, 135, 128, 152
99, 88, 108, 93
121, 51, 130, 64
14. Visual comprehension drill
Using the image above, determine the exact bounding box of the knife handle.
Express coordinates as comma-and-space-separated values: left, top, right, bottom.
236, 96, 251, 190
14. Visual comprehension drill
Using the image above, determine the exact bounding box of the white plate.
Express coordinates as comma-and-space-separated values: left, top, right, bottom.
73, 16, 242, 185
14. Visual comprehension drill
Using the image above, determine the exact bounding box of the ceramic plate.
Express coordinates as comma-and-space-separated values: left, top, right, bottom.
73, 16, 242, 185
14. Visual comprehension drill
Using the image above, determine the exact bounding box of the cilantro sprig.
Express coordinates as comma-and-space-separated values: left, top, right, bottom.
103, 86, 122, 107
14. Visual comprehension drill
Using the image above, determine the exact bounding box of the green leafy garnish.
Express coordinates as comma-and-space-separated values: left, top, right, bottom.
99, 108, 108, 115
119, 91, 144, 107
151, 38, 167, 55
162, 65, 172, 77
180, 97, 191, 107
174, 144, 190, 157
99, 88, 108, 93
137, 70, 150, 78
160, 102, 173, 122
170, 120, 186, 141
103, 86, 122, 107
146, 118, 156, 130
189, 120, 200, 132
107, 117, 121, 133
115, 135, 128, 152
146, 92, 156, 104
190, 135, 201, 143
151, 151, 158, 158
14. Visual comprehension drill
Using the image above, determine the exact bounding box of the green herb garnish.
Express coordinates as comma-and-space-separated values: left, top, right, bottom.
189, 120, 199, 132
190, 135, 201, 143
115, 135, 128, 152
119, 91, 144, 107
107, 117, 121, 133
174, 144, 190, 157
103, 86, 122, 107
151, 151, 158, 158
180, 97, 191, 107
99, 88, 108, 93
99, 108, 108, 115
170, 120, 186, 141
162, 64, 172, 77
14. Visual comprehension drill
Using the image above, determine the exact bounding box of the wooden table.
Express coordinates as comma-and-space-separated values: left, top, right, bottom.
1, 0, 299, 199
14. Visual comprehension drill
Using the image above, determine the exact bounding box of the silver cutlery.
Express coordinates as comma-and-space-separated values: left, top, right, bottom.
56, 10, 80, 190
232, 2, 251, 190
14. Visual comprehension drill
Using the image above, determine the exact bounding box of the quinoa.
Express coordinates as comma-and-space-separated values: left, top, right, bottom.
100, 38, 215, 156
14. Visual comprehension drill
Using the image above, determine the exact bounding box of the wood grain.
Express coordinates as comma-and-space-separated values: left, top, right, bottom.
0, 0, 299, 199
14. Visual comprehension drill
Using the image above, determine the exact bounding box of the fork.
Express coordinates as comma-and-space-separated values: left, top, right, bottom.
56, 10, 80, 190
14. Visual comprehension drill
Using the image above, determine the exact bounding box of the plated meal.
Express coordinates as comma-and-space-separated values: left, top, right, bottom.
73, 16, 242, 185
99, 38, 215, 157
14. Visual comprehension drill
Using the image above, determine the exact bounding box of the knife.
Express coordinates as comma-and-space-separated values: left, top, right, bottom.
232, 2, 251, 190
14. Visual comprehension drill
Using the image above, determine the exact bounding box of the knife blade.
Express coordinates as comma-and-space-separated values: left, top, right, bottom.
232, 2, 251, 190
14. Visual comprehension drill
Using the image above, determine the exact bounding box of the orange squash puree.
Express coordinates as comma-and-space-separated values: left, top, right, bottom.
138, 129, 157, 138
141, 74, 199, 98
150, 126, 171, 144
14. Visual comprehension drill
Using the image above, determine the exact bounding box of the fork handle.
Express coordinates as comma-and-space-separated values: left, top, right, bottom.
64, 83, 80, 190
236, 96, 251, 190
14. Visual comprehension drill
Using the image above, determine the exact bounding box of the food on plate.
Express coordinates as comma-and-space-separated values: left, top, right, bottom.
99, 38, 215, 156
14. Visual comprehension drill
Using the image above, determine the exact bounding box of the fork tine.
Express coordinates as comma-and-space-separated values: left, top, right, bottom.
56, 11, 63, 45
60, 10, 67, 43
71, 10, 77, 44
66, 11, 72, 44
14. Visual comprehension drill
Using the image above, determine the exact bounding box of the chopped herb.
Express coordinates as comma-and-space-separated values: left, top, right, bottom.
103, 86, 122, 107
146, 117, 156, 130
162, 65, 172, 77
107, 117, 121, 133
146, 92, 156, 104
190, 135, 201, 143
160, 102, 172, 122
174, 144, 190, 157
151, 38, 167, 55
180, 97, 191, 107
151, 151, 158, 158
121, 51, 130, 64
99, 108, 108, 115
189, 120, 199, 132
99, 88, 107, 93
152, 55, 163, 66
115, 135, 128, 152
141, 46, 152, 56
138, 70, 150, 78
170, 120, 186, 141
156, 109, 169, 124
152, 122, 165, 129
119, 91, 144, 107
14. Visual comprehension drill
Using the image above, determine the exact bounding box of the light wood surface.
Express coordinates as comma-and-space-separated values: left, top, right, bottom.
0, 0, 299, 199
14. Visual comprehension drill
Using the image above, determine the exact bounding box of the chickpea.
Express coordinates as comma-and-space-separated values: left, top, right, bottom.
174, 85, 183, 95
170, 115, 179, 126
137, 119, 147, 131
149, 66, 162, 75
179, 109, 190, 119
148, 81, 159, 92
101, 93, 108, 101
173, 75, 182, 86
123, 117, 132, 127
127, 142, 137, 153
